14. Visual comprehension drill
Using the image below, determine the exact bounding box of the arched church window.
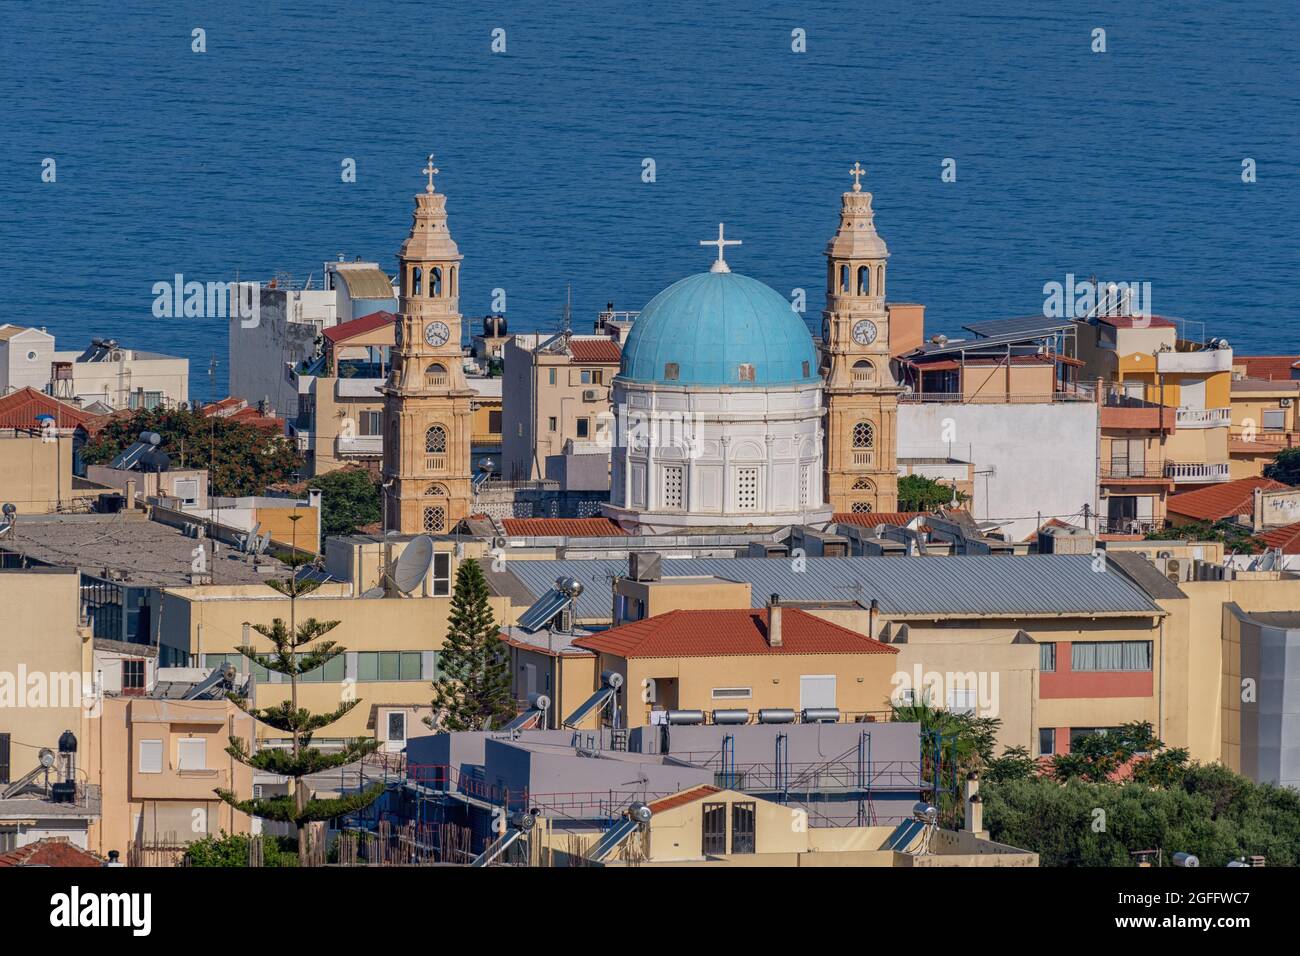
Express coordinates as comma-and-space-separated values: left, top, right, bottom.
852, 478, 874, 491
412, 267, 423, 296
853, 360, 875, 384
450, 266, 457, 296
839, 265, 850, 295
876, 265, 884, 293
430, 267, 443, 297
858, 266, 870, 296
423, 483, 446, 496
425, 425, 447, 453
425, 362, 447, 387
852, 421, 875, 449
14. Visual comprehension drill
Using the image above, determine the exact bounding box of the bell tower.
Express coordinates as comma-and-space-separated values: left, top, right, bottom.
822, 162, 900, 515
381, 155, 473, 534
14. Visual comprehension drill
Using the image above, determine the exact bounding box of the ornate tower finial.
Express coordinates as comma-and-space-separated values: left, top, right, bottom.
423, 153, 439, 194
849, 161, 866, 192
700, 222, 742, 274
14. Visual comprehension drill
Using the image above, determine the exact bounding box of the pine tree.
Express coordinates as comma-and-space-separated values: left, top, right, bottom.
215, 518, 384, 863
427, 560, 514, 731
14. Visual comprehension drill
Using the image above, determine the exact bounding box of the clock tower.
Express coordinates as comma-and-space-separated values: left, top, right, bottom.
381, 156, 474, 534
821, 163, 900, 515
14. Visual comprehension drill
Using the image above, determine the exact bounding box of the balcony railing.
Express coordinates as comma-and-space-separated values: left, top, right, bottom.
1164, 461, 1231, 482
1175, 406, 1231, 428
852, 450, 875, 467
899, 390, 1094, 404
425, 455, 447, 471
337, 435, 383, 456
1100, 461, 1168, 480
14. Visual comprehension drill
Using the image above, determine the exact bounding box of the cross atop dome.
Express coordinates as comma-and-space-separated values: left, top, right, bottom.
700, 222, 741, 273
423, 153, 439, 193
849, 161, 866, 192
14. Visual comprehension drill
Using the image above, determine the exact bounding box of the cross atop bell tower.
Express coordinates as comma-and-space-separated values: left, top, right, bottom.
423, 153, 439, 193
700, 222, 742, 273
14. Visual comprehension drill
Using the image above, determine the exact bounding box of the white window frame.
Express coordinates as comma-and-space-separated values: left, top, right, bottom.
139, 739, 163, 774
177, 737, 207, 771
711, 687, 752, 700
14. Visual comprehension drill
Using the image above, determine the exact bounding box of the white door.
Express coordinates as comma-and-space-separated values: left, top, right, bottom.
385, 711, 406, 753
1180, 377, 1206, 409
799, 675, 837, 710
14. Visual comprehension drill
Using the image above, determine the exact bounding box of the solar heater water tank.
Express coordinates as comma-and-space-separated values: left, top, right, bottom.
527, 693, 551, 712
600, 670, 624, 690
758, 708, 796, 724
711, 709, 749, 725
801, 708, 840, 724
629, 802, 653, 824
666, 710, 705, 725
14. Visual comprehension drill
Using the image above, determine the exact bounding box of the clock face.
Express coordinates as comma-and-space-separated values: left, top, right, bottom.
853, 320, 878, 346
424, 321, 450, 347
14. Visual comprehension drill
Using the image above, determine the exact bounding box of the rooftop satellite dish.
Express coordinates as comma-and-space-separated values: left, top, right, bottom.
361, 586, 386, 599
391, 535, 435, 594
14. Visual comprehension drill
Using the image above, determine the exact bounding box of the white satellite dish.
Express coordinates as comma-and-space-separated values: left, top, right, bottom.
391, 535, 435, 595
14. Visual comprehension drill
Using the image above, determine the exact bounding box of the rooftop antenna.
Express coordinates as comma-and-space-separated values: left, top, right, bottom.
562, 283, 572, 337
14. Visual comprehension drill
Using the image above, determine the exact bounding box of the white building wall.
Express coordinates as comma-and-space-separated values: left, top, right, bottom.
0, 327, 56, 394
898, 402, 1099, 541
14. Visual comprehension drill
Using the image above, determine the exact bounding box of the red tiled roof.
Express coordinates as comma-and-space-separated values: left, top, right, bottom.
647, 785, 722, 814
1257, 521, 1300, 554
1095, 314, 1177, 329
833, 511, 929, 528
1237, 355, 1300, 381
201, 398, 284, 432
1166, 477, 1290, 522
0, 838, 104, 868
567, 338, 621, 364
0, 387, 102, 431
323, 310, 396, 344
499, 517, 627, 537
573, 607, 898, 660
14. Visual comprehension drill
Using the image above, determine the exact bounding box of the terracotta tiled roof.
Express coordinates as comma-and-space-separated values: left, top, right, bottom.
1166, 477, 1290, 522
647, 785, 721, 814
0, 838, 104, 868
499, 517, 627, 537
1237, 355, 1300, 381
832, 511, 929, 528
573, 607, 898, 660
567, 338, 621, 364
323, 310, 396, 344
1257, 521, 1300, 554
0, 387, 102, 431
201, 397, 284, 432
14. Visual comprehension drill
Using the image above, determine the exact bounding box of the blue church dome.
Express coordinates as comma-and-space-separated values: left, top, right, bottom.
620, 271, 819, 387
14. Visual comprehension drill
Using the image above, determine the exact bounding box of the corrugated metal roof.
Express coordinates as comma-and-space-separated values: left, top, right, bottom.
334, 267, 397, 300
503, 555, 1165, 620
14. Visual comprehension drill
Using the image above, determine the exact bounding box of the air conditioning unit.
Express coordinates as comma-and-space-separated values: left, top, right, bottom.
582, 389, 599, 402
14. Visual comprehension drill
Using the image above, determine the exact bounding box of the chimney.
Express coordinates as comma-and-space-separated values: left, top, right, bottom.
964, 771, 985, 836
767, 593, 783, 647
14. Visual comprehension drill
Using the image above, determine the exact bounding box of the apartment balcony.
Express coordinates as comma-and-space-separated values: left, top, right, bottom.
425, 454, 447, 471
1099, 461, 1172, 483
1164, 461, 1231, 483
337, 435, 383, 457
287, 423, 314, 453
851, 449, 876, 467
1175, 406, 1231, 429
1099, 395, 1176, 431
1156, 349, 1233, 375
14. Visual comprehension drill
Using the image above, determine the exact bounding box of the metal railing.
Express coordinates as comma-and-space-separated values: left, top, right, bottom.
1099, 461, 1167, 479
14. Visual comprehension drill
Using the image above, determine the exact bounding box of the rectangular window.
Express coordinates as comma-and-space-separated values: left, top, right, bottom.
576, 418, 590, 438
379, 652, 401, 681
580, 370, 592, 385
488, 410, 502, 434
0, 733, 9, 785
731, 803, 756, 854
711, 687, 752, 699
361, 411, 382, 435
173, 479, 200, 506
1071, 641, 1152, 672
1264, 409, 1286, 430
738, 363, 755, 382
1039, 643, 1056, 672
548, 416, 557, 432
432, 552, 451, 596
122, 659, 146, 692
1070, 726, 1119, 748
799, 467, 809, 506
663, 465, 684, 509
139, 739, 163, 774
736, 468, 759, 510
547, 368, 556, 386
1039, 727, 1056, 756
296, 653, 346, 683
946, 686, 977, 716
177, 738, 206, 771
664, 363, 679, 381
204, 653, 268, 684
356, 652, 379, 682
